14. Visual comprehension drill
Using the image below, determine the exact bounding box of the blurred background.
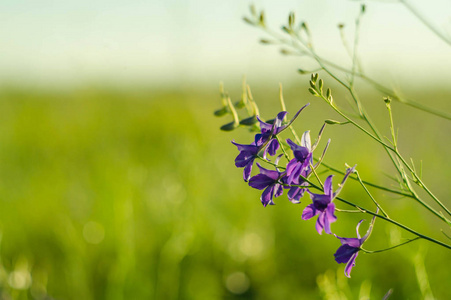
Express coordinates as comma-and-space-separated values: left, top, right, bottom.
0, 0, 450, 299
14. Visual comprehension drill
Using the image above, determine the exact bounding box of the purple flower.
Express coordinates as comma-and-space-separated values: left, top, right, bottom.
302, 175, 337, 234
255, 111, 287, 157
302, 166, 356, 234
334, 218, 374, 278
232, 136, 262, 182
286, 169, 309, 204
285, 131, 312, 185
232, 104, 309, 182
248, 163, 285, 207
256, 103, 310, 157
284, 128, 330, 203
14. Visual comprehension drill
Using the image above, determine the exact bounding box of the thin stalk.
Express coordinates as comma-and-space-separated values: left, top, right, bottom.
335, 196, 451, 250
313, 78, 451, 221
255, 20, 451, 120
310, 163, 324, 189
355, 171, 389, 218
395, 152, 451, 216
317, 159, 413, 198
400, 0, 451, 47
336, 208, 364, 213
360, 237, 421, 254
279, 83, 302, 144
256, 156, 286, 169
292, 175, 451, 250
276, 136, 291, 161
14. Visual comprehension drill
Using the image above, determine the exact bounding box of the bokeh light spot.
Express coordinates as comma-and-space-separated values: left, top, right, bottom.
83, 221, 105, 244
8, 270, 32, 290
225, 272, 250, 295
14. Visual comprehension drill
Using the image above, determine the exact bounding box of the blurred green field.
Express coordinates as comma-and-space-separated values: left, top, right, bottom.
0, 84, 449, 299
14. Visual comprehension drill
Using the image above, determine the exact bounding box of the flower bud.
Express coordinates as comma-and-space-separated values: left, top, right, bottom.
214, 107, 228, 117
220, 121, 238, 131
240, 116, 258, 126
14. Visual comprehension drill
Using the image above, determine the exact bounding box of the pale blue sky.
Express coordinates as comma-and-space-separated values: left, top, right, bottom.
0, 0, 449, 88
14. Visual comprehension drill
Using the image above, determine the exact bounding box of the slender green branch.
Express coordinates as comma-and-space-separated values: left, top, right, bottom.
254, 19, 451, 120
360, 237, 421, 254
323, 60, 451, 120
256, 155, 286, 169
279, 83, 302, 145
276, 136, 291, 161
293, 173, 451, 250
336, 208, 364, 213
400, 0, 451, 47
335, 196, 451, 250
317, 159, 413, 198
355, 170, 389, 218
310, 163, 324, 189
311, 76, 451, 221
395, 153, 451, 216
349, 5, 365, 88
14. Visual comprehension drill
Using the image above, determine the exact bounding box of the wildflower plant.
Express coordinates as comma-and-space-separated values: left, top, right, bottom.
214, 2, 451, 279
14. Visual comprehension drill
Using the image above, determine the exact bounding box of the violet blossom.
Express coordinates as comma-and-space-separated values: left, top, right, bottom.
248, 163, 285, 207
285, 132, 312, 185
302, 166, 356, 234
232, 104, 310, 182
334, 217, 375, 278
286, 168, 309, 204
232, 135, 263, 182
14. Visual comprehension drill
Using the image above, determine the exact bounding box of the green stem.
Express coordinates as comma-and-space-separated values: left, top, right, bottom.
313, 78, 451, 222
336, 196, 451, 250
360, 237, 421, 254
256, 156, 285, 169
355, 171, 389, 218
394, 153, 451, 216
317, 160, 412, 198
293, 175, 451, 250
335, 208, 364, 213
256, 20, 451, 120
400, 0, 451, 47
310, 163, 324, 189
276, 136, 291, 161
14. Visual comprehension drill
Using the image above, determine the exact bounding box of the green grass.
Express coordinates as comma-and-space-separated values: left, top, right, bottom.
0, 86, 448, 299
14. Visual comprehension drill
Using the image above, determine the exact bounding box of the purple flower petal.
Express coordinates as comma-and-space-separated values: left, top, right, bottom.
272, 111, 288, 134
315, 212, 325, 235
334, 244, 359, 264
243, 162, 253, 182
286, 160, 304, 185
355, 219, 364, 239
249, 174, 275, 190
261, 185, 275, 207
232, 140, 258, 153
323, 175, 334, 197
323, 203, 337, 234
257, 116, 272, 134
301, 130, 311, 150
234, 151, 254, 168
338, 237, 362, 248
287, 185, 307, 203
267, 139, 280, 156
256, 163, 281, 180
302, 204, 317, 220
344, 252, 359, 278
310, 193, 331, 208
274, 184, 284, 198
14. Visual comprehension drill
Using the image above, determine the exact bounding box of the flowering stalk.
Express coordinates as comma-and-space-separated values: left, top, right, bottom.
308, 75, 451, 222
295, 172, 451, 250
242, 5, 451, 222
244, 6, 451, 120
215, 4, 451, 279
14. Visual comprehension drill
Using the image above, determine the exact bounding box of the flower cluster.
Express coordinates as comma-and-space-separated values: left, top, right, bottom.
232, 106, 368, 277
